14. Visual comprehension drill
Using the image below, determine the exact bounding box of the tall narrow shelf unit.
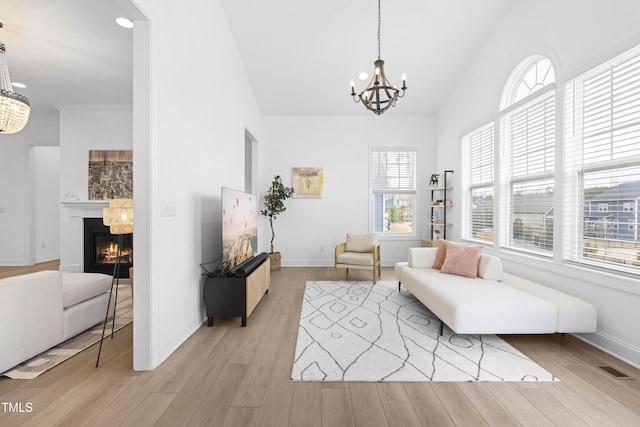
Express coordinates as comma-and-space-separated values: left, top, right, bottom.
428, 170, 454, 240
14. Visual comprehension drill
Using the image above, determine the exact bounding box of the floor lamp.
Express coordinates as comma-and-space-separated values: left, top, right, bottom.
96, 199, 133, 367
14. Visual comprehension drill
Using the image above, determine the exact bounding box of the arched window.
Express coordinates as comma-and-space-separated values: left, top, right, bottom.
500, 56, 555, 109
498, 55, 556, 254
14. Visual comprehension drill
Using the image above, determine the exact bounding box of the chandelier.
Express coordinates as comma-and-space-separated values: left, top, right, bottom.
0, 23, 30, 134
350, 0, 406, 115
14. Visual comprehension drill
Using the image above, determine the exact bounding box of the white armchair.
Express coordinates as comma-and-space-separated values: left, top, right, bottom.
334, 233, 381, 284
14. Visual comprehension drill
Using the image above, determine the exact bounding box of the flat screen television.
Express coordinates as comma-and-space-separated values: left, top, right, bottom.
221, 187, 258, 272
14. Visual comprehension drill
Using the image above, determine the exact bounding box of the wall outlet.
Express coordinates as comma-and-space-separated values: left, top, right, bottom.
320, 245, 325, 252
0, 206, 4, 213
160, 200, 176, 217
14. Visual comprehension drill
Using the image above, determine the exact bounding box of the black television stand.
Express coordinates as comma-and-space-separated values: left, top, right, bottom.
204, 255, 270, 327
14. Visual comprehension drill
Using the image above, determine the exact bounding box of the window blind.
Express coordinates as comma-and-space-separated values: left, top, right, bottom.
461, 123, 494, 242
371, 148, 417, 234
371, 149, 416, 193
564, 44, 640, 275
499, 90, 555, 254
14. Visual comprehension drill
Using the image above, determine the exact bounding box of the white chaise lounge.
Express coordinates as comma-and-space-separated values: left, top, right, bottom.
395, 246, 597, 335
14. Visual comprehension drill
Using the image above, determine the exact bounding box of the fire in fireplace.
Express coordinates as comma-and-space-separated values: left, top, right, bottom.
84, 218, 132, 278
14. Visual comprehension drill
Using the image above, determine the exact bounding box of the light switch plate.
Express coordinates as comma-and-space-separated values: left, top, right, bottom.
160, 200, 176, 217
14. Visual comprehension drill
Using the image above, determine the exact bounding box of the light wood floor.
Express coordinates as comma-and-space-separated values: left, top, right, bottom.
0, 260, 60, 279
1, 266, 639, 426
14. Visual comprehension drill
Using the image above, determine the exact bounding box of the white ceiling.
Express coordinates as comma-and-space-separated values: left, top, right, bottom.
2, 0, 516, 122
221, 0, 516, 116
2, 0, 134, 117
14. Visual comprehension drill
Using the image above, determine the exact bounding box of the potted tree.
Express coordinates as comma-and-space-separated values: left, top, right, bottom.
261, 175, 294, 270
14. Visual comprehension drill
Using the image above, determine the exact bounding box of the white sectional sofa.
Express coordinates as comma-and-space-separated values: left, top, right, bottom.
0, 270, 113, 374
395, 246, 597, 335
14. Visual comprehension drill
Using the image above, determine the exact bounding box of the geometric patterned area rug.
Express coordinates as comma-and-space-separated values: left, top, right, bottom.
291, 281, 558, 382
1, 284, 133, 380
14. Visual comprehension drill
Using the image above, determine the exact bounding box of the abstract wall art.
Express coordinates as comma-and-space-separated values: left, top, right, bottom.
292, 167, 324, 198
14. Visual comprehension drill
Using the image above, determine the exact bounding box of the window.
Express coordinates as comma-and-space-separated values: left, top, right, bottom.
460, 47, 640, 277
564, 44, 640, 274
499, 58, 555, 255
461, 123, 494, 243
501, 56, 555, 109
371, 148, 417, 235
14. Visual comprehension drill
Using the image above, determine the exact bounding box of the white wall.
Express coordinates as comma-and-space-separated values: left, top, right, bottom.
435, 0, 640, 367
33, 146, 60, 263
20, 115, 60, 147
260, 116, 434, 267
0, 133, 59, 266
58, 105, 133, 272
0, 140, 32, 265
131, 0, 263, 369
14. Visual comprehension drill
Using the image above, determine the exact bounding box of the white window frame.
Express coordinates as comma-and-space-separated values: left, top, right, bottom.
370, 147, 418, 239
460, 45, 640, 280
563, 43, 640, 275
461, 122, 495, 244
498, 85, 556, 256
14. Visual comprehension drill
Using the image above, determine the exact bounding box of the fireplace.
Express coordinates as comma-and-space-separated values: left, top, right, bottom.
84, 218, 132, 278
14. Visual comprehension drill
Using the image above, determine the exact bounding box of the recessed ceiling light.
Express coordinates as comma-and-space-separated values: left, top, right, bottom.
358, 72, 369, 80
115, 17, 134, 29
12, 82, 26, 89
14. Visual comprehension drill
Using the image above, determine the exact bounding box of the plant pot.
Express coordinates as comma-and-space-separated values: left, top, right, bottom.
268, 252, 281, 271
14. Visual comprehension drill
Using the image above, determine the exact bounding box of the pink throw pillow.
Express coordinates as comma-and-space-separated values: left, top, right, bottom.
432, 240, 448, 269
440, 241, 482, 278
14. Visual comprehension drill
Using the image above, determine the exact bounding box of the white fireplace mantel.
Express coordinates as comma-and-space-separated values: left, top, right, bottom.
61, 200, 109, 211
59, 200, 109, 273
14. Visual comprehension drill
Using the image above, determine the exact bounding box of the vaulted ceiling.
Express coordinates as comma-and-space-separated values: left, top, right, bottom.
1, 0, 516, 129
220, 0, 515, 116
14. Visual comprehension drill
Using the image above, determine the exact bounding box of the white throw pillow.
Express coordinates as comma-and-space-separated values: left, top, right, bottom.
477, 254, 505, 281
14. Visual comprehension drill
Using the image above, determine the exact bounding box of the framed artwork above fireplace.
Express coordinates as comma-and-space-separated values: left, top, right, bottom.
88, 150, 133, 200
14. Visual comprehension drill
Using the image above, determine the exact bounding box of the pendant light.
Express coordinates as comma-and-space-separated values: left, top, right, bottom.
350, 0, 406, 115
0, 23, 30, 134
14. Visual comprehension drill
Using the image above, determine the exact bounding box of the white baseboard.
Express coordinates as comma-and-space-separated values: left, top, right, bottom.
156, 316, 203, 370
35, 254, 60, 264
0, 258, 27, 266
573, 331, 640, 370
